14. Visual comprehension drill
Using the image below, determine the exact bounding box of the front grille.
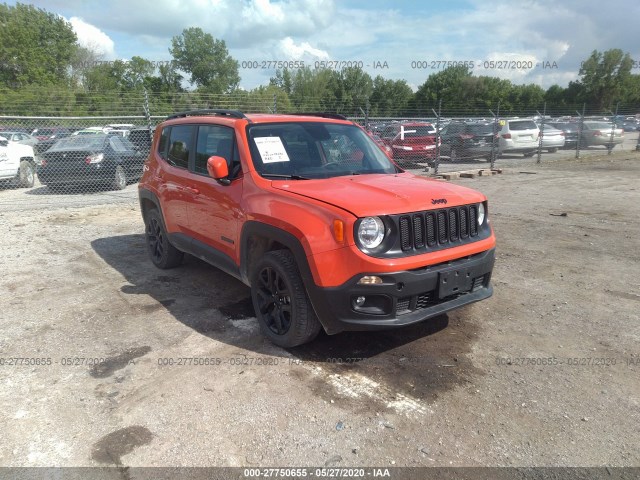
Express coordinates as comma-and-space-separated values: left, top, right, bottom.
399, 204, 480, 254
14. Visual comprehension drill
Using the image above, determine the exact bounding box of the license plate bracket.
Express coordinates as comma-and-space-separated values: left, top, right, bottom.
438, 267, 473, 299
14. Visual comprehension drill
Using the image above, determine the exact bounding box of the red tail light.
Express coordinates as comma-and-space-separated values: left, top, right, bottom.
502, 133, 511, 139
593, 130, 602, 136
41, 159, 47, 167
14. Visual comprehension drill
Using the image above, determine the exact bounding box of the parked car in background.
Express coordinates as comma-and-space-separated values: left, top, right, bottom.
380, 121, 439, 167
0, 131, 39, 147
38, 134, 145, 192
497, 118, 539, 157
579, 122, 624, 151
0, 136, 36, 188
547, 122, 579, 149
72, 127, 107, 136
439, 121, 496, 161
536, 123, 565, 152
127, 127, 153, 155
613, 118, 640, 132
31, 127, 71, 142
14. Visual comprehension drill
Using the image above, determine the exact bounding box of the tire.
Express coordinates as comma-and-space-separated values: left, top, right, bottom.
112, 165, 127, 191
547, 148, 558, 153
251, 250, 322, 348
523, 151, 535, 158
18, 160, 35, 188
144, 208, 184, 269
606, 144, 614, 152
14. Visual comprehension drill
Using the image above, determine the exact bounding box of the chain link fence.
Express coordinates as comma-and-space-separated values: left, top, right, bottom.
1, 93, 638, 208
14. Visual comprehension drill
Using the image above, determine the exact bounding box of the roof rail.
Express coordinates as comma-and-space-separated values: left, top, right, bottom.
289, 112, 349, 121
166, 109, 251, 121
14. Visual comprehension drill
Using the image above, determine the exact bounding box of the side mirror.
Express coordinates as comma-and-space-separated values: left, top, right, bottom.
207, 156, 230, 185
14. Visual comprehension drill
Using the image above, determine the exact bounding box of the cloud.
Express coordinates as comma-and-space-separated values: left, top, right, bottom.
278, 37, 329, 60
26, 0, 640, 89
68, 17, 116, 59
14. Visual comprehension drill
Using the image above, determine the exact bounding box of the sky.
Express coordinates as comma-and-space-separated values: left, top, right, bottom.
9, 0, 640, 91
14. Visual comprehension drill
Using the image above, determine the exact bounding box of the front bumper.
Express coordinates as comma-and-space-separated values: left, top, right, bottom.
307, 248, 495, 334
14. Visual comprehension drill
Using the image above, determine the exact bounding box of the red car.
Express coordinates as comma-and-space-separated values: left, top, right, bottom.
379, 122, 439, 168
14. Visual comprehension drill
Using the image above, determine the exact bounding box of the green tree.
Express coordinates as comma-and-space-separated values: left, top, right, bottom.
369, 76, 414, 116
327, 66, 374, 114
270, 68, 293, 95
0, 3, 77, 87
287, 66, 334, 111
576, 49, 633, 110
169, 27, 239, 93
413, 65, 473, 113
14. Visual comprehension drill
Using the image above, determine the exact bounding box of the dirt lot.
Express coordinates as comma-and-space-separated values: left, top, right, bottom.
0, 152, 639, 471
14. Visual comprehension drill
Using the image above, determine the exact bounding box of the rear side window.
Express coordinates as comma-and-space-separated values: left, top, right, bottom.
158, 127, 170, 159
508, 120, 538, 131
167, 125, 194, 169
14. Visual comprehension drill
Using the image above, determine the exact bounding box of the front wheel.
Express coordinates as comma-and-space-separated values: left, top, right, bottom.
251, 250, 322, 348
18, 160, 35, 188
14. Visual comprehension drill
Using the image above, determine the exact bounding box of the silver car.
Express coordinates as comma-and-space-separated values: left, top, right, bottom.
0, 131, 39, 147
580, 122, 624, 151
537, 124, 566, 152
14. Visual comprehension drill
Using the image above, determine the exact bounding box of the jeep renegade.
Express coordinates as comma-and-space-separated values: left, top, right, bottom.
139, 110, 496, 347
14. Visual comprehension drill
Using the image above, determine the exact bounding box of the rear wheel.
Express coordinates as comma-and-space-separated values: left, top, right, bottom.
112, 165, 127, 190
18, 160, 35, 188
145, 209, 183, 269
251, 250, 321, 348
523, 151, 535, 157
547, 148, 558, 153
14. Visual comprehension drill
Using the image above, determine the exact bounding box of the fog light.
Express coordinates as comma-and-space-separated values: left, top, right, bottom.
358, 276, 383, 285
354, 296, 366, 307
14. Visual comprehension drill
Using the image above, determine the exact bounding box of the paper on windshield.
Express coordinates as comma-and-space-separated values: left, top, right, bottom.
254, 137, 290, 163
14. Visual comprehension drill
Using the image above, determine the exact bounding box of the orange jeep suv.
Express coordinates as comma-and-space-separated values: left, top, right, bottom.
138, 110, 496, 347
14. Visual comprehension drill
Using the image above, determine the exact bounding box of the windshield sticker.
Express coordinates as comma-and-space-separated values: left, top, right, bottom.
254, 137, 290, 163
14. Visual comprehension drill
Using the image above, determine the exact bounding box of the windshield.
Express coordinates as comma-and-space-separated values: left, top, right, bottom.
248, 122, 398, 179
49, 135, 107, 151
467, 124, 494, 135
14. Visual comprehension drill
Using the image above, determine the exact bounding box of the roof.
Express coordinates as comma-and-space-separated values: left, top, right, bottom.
164, 109, 351, 125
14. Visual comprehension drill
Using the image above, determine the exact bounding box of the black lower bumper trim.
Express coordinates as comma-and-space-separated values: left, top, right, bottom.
306, 248, 495, 334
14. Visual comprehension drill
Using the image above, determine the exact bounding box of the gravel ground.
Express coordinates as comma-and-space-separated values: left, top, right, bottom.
0, 150, 638, 471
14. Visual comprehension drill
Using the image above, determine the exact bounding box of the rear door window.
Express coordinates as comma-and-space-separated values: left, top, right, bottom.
508, 120, 538, 131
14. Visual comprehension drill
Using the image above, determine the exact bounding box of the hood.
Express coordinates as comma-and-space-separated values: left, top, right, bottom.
271, 173, 486, 217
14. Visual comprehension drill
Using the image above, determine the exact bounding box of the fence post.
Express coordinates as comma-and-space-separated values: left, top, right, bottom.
608, 103, 618, 155
489, 101, 501, 170
273, 93, 277, 114
143, 89, 153, 143
536, 102, 546, 164
575, 104, 585, 159
431, 99, 442, 175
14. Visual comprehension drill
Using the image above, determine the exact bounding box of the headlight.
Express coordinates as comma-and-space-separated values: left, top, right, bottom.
358, 216, 385, 249
478, 203, 486, 225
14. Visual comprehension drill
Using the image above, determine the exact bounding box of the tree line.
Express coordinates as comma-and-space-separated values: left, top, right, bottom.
1, 3, 639, 117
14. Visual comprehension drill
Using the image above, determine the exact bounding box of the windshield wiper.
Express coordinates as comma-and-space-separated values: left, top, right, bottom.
261, 173, 311, 180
